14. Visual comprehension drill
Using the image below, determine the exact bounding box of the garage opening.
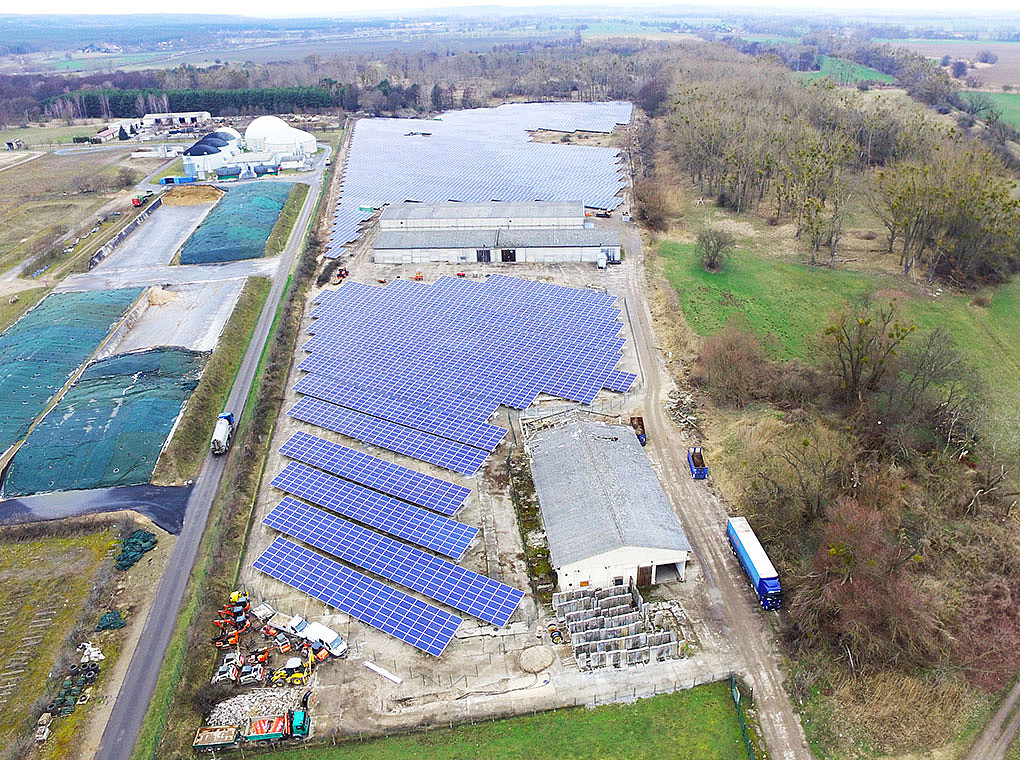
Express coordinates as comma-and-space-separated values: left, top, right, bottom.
500, 248, 516, 262
476, 249, 491, 263
653, 563, 683, 583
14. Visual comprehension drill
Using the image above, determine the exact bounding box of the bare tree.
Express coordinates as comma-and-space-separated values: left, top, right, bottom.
696, 226, 735, 272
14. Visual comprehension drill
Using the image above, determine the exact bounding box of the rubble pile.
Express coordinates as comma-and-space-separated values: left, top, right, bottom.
208, 688, 298, 726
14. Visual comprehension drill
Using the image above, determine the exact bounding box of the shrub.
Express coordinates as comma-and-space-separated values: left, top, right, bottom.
693, 326, 767, 407
633, 181, 668, 231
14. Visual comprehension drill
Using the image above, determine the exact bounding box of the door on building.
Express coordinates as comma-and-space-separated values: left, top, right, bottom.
500, 248, 516, 262
476, 249, 491, 263
637, 565, 652, 586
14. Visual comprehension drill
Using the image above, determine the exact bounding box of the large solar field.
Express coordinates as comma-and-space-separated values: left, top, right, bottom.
254, 274, 635, 656
327, 101, 632, 257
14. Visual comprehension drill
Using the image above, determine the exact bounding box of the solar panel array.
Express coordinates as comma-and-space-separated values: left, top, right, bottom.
254, 537, 461, 656
327, 101, 633, 257
271, 461, 477, 559
286, 273, 634, 476
280, 430, 470, 515
265, 497, 523, 626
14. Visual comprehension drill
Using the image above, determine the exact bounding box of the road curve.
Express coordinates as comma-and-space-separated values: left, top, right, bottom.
93, 147, 329, 760
618, 220, 812, 760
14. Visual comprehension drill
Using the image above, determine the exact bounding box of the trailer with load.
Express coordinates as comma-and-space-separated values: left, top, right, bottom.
726, 517, 781, 610
193, 710, 310, 751
630, 416, 647, 446
687, 446, 708, 479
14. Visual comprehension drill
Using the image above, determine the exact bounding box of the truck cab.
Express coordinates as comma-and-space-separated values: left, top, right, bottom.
210, 412, 235, 455
302, 622, 349, 658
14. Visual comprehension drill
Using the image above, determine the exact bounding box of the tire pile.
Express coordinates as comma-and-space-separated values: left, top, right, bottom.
45, 662, 100, 716
115, 530, 158, 570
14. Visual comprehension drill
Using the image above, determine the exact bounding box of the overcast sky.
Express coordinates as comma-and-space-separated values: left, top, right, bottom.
11, 0, 1020, 17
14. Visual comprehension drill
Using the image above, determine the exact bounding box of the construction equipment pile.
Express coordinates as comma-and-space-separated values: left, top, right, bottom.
116, 529, 158, 570
207, 688, 299, 726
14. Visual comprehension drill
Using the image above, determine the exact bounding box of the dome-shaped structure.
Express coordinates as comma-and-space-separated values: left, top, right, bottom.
196, 136, 228, 148
183, 143, 219, 156
212, 127, 242, 141
244, 116, 316, 155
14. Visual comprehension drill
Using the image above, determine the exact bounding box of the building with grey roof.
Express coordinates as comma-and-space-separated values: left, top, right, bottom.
373, 201, 621, 266
528, 417, 691, 590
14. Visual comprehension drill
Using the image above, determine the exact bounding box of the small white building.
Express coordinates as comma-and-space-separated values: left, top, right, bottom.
529, 418, 691, 591
373, 202, 621, 265
244, 116, 316, 156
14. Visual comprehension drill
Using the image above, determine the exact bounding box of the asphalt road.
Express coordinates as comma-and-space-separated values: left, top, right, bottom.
93, 145, 329, 760
616, 219, 813, 759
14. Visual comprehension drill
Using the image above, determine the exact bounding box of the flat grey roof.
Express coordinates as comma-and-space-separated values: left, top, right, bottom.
528, 418, 691, 568
380, 201, 583, 221
374, 227, 621, 251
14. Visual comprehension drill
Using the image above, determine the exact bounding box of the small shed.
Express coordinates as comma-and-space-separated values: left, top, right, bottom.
528, 417, 691, 590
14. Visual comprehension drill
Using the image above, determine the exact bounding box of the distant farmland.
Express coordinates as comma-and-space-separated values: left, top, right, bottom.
880, 39, 1020, 89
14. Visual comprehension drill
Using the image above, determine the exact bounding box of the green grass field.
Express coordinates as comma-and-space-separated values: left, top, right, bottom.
0, 121, 105, 146
269, 684, 745, 760
968, 90, 1020, 130
799, 56, 895, 84
150, 158, 184, 183
659, 241, 1020, 430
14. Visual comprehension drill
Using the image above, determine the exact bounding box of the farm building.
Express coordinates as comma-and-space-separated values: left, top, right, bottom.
528, 417, 691, 591
142, 111, 211, 128
373, 201, 621, 265
244, 116, 316, 155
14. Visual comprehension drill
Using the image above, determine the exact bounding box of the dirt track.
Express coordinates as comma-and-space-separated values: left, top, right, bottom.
965, 677, 1020, 759
617, 218, 813, 759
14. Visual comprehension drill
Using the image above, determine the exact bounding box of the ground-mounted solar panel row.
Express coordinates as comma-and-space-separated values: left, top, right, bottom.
289, 397, 492, 476
265, 498, 524, 626
279, 431, 471, 515
293, 373, 507, 451
254, 537, 461, 657
271, 460, 478, 558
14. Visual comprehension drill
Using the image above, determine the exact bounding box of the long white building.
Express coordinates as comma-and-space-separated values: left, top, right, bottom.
528, 417, 691, 591
373, 201, 622, 266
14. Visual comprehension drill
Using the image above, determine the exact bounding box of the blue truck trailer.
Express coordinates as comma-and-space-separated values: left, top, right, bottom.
726, 517, 781, 610
687, 447, 708, 479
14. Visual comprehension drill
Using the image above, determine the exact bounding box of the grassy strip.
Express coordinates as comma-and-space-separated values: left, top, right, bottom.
265, 183, 310, 257
151, 276, 272, 485
266, 683, 745, 760
0, 286, 50, 332
150, 158, 184, 183
131, 178, 326, 760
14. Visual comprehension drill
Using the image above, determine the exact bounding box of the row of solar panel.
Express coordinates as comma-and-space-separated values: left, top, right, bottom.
255, 537, 462, 657
271, 459, 478, 558
264, 497, 523, 627
279, 430, 470, 515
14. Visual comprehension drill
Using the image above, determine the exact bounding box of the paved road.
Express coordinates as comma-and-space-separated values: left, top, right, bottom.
93, 143, 331, 760
617, 220, 812, 759
966, 677, 1020, 759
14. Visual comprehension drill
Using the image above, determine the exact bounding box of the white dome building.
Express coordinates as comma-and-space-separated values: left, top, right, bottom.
244, 116, 316, 156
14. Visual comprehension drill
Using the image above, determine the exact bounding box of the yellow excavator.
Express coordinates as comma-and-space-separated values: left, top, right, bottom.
269, 651, 313, 688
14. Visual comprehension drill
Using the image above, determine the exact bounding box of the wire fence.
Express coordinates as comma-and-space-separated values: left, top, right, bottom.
730, 672, 757, 760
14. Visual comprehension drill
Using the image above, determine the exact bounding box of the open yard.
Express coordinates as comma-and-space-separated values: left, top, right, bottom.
0, 121, 107, 147
0, 529, 115, 752
267, 683, 746, 760
658, 240, 1020, 434
0, 147, 161, 274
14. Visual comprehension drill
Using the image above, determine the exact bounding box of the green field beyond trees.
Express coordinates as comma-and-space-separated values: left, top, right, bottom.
970, 91, 1020, 130
799, 56, 895, 84
659, 241, 1020, 432
269, 684, 746, 760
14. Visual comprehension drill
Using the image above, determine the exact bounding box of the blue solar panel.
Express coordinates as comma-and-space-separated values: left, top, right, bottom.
265, 498, 524, 626
279, 431, 470, 516
326, 102, 633, 256
271, 461, 477, 560
253, 537, 461, 656
293, 373, 506, 450
603, 369, 637, 393
288, 397, 491, 476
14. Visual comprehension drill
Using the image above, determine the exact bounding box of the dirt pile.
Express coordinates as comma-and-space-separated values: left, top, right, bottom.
162, 185, 223, 206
